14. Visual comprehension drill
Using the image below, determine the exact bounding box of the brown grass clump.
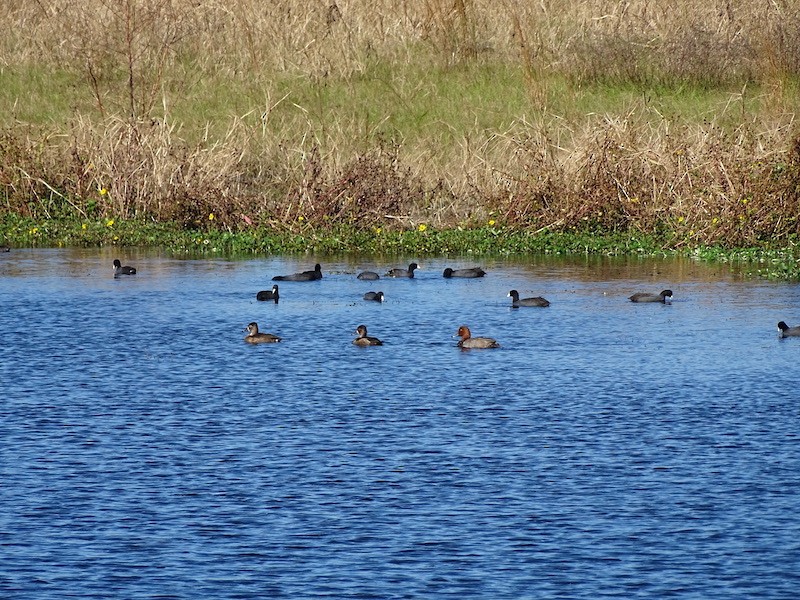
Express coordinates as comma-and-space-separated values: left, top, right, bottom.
486, 110, 800, 246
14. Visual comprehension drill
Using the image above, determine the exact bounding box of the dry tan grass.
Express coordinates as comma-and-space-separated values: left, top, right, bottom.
1, 1, 800, 244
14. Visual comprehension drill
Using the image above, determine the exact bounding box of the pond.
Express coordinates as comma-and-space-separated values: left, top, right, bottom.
1, 248, 799, 599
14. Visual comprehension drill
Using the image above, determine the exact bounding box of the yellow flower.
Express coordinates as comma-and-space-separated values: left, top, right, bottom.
82, 223, 88, 230
374, 227, 382, 234
29, 227, 38, 234
98, 187, 108, 196
741, 198, 748, 205
298, 215, 305, 221
418, 223, 427, 232
677, 216, 684, 223
208, 213, 215, 221
106, 219, 114, 227
629, 197, 639, 204
488, 219, 496, 226
712, 217, 719, 225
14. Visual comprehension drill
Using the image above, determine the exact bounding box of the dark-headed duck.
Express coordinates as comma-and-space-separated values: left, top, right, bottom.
778, 321, 800, 337
357, 271, 380, 280
628, 289, 673, 303
443, 267, 486, 278
273, 264, 322, 281
113, 259, 137, 276
256, 285, 279, 303
363, 291, 385, 302
508, 289, 550, 307
386, 263, 419, 278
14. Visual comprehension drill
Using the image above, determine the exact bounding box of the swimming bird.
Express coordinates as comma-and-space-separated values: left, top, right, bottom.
0, 246, 9, 252
628, 289, 673, 303
272, 263, 322, 281
508, 289, 550, 307
363, 291, 385, 302
243, 322, 281, 343
353, 324, 383, 346
113, 259, 136, 276
357, 271, 380, 280
256, 285, 279, 303
443, 267, 486, 278
386, 262, 419, 278
778, 321, 800, 337
455, 325, 500, 349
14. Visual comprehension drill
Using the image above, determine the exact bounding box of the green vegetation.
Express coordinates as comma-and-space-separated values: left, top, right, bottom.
2, 1, 800, 277
4, 212, 799, 279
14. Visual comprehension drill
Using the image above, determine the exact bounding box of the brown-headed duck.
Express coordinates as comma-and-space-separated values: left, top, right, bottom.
244, 322, 282, 343
455, 325, 500, 349
353, 324, 383, 346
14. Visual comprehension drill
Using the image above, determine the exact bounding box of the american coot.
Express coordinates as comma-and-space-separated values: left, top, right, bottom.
113, 259, 136, 275
256, 285, 279, 303
353, 324, 383, 346
443, 267, 486, 278
386, 263, 419, 278
244, 322, 281, 343
455, 325, 500, 349
628, 289, 673, 303
273, 263, 322, 281
363, 291, 385, 302
357, 271, 380, 280
508, 290, 550, 307
778, 321, 800, 337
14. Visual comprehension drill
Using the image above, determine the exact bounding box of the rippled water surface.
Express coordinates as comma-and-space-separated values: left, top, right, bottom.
2, 248, 799, 599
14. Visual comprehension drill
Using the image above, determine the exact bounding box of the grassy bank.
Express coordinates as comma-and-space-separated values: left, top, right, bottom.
3, 213, 799, 280
2, 1, 800, 274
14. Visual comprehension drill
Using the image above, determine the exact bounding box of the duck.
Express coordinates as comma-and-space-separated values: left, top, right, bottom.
272, 263, 322, 281
357, 271, 380, 280
256, 285, 279, 303
508, 289, 550, 307
628, 289, 673, 303
778, 321, 800, 337
363, 291, 385, 302
386, 262, 419, 278
443, 267, 486, 278
455, 325, 500, 349
353, 324, 383, 346
243, 322, 281, 343
113, 259, 137, 276
0, 245, 9, 252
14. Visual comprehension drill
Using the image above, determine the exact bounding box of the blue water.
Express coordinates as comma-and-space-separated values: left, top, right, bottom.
1, 248, 799, 599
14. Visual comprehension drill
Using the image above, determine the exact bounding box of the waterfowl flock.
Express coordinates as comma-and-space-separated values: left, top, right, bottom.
105, 257, 800, 346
